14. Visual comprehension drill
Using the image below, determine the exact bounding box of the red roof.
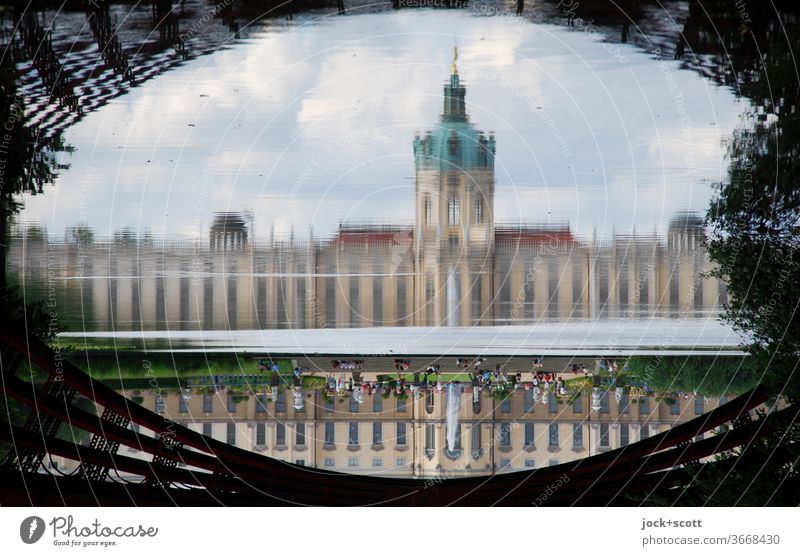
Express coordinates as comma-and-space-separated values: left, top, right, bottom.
494, 227, 574, 245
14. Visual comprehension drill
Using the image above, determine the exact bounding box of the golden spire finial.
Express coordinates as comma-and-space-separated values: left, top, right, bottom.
451, 46, 458, 75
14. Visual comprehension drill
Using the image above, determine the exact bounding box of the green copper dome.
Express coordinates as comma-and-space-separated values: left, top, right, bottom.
413, 66, 495, 171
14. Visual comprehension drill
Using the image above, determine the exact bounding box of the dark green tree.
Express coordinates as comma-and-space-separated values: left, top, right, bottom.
627, 1, 800, 507
624, 356, 761, 396
692, 3, 800, 506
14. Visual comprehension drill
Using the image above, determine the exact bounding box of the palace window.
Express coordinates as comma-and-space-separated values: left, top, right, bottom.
447, 197, 460, 226
572, 423, 583, 448
349, 422, 359, 446
471, 425, 482, 459
600, 424, 610, 447
424, 197, 432, 225
425, 424, 435, 458
694, 398, 704, 415
549, 423, 559, 448
524, 423, 534, 447
500, 423, 512, 447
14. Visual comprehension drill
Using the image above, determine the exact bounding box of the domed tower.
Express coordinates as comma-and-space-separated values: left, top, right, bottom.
412, 48, 496, 326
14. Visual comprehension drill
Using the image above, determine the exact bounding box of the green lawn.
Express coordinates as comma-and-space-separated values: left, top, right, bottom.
72, 353, 292, 380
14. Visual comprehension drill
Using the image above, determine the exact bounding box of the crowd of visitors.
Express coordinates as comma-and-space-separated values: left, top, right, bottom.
331, 360, 363, 370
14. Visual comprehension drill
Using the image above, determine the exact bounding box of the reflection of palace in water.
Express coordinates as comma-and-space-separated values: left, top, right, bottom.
48, 387, 724, 478
9, 56, 725, 332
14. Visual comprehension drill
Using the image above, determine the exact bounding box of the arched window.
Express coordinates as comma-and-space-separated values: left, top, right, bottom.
425, 390, 435, 414
471, 425, 483, 460
474, 196, 483, 224
447, 197, 460, 226
472, 389, 482, 414
524, 389, 534, 413
425, 424, 435, 460
424, 196, 432, 225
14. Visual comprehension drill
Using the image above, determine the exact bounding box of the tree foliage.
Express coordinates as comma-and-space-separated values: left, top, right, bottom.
624, 356, 761, 396
695, 3, 800, 505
